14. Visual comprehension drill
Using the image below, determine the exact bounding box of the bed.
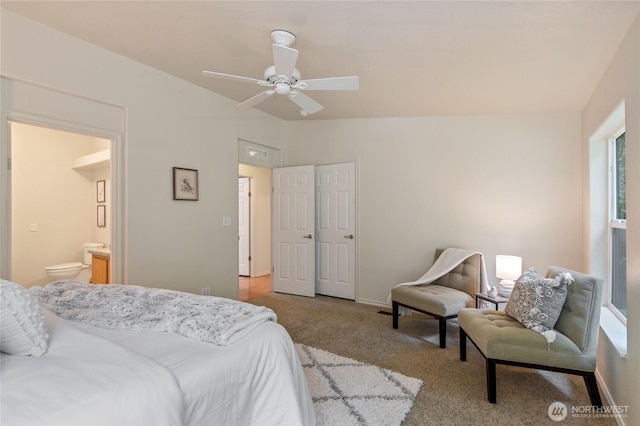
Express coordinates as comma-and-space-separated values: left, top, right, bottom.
0, 279, 315, 426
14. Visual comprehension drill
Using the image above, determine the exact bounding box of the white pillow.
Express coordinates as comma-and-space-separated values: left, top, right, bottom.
1, 280, 49, 356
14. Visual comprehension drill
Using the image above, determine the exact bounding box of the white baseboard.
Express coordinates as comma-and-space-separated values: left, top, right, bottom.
356, 298, 390, 309
595, 369, 627, 426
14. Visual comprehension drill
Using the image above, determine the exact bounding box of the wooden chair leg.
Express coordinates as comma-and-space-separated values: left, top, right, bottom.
486, 359, 497, 403
459, 328, 467, 361
584, 373, 603, 408
439, 317, 447, 348
392, 301, 399, 329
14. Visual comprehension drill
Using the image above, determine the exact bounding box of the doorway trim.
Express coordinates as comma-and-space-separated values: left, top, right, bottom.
238, 176, 251, 277
1, 112, 125, 283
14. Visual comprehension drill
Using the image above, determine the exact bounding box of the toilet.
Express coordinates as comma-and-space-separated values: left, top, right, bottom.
45, 242, 105, 281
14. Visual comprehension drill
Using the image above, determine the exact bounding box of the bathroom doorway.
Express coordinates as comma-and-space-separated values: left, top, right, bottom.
237, 139, 282, 301
238, 164, 272, 301
9, 122, 112, 287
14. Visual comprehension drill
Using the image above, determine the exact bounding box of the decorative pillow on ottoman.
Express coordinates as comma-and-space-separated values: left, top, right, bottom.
505, 268, 574, 343
1, 280, 49, 356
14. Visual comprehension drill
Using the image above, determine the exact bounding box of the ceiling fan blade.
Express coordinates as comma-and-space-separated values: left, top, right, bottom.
236, 90, 275, 108
201, 70, 265, 86
297, 76, 359, 91
272, 44, 298, 77
287, 91, 324, 114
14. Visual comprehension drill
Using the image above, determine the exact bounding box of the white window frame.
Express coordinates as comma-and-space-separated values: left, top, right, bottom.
607, 128, 626, 325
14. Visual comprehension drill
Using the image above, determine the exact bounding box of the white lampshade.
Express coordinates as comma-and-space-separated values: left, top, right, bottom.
496, 255, 522, 281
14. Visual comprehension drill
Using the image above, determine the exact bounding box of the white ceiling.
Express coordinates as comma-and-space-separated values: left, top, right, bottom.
3, 1, 639, 121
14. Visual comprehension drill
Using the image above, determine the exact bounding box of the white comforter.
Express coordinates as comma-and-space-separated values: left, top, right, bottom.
1, 307, 315, 426
74, 318, 315, 425
1, 308, 184, 425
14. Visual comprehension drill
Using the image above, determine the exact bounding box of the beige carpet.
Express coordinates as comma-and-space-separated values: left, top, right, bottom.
249, 293, 617, 426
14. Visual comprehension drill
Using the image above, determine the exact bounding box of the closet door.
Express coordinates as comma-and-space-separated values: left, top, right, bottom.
315, 162, 356, 300
271, 165, 315, 297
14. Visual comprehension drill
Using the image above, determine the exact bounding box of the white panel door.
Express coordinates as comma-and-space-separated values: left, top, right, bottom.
238, 177, 250, 276
316, 162, 356, 299
272, 165, 315, 297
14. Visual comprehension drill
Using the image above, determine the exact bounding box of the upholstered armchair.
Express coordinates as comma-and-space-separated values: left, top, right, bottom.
458, 266, 604, 407
391, 248, 485, 348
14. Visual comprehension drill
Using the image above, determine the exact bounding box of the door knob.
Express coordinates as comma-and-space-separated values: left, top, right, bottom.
303, 234, 313, 239
344, 234, 354, 239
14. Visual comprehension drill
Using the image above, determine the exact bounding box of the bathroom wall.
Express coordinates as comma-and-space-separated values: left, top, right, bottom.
91, 139, 111, 246
10, 122, 110, 286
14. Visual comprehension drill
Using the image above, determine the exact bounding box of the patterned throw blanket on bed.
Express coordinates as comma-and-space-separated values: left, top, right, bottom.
29, 280, 277, 346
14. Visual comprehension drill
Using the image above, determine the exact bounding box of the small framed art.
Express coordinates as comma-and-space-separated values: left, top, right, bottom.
97, 205, 106, 227
173, 167, 199, 201
97, 180, 106, 203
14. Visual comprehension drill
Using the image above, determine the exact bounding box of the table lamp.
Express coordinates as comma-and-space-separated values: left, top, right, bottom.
496, 255, 522, 297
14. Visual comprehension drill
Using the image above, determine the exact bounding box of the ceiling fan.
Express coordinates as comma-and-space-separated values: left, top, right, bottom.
201, 30, 359, 116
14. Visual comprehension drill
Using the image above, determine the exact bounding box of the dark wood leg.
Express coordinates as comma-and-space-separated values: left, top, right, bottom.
584, 373, 603, 408
487, 359, 497, 403
392, 301, 399, 329
439, 317, 447, 348
460, 328, 467, 361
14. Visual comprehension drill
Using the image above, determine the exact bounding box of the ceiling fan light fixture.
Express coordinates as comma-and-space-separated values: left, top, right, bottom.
275, 83, 291, 95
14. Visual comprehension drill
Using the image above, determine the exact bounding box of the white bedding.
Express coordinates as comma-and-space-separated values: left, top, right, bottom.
74, 318, 315, 425
1, 304, 315, 426
1, 308, 185, 426
31, 280, 277, 345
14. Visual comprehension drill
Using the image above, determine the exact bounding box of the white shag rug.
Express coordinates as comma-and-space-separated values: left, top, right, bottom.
295, 343, 423, 426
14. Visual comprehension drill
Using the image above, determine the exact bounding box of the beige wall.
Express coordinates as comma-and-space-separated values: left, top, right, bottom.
1, 10, 286, 299
10, 123, 110, 286
582, 14, 639, 423
238, 163, 272, 277
286, 115, 582, 305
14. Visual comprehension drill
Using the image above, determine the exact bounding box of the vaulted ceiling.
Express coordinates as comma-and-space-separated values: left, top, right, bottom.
3, 1, 639, 120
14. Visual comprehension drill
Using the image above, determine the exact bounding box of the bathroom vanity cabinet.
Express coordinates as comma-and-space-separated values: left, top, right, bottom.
91, 254, 110, 284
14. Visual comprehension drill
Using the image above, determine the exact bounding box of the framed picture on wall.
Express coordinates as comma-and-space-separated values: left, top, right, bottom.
97, 180, 106, 203
97, 205, 106, 227
173, 167, 199, 201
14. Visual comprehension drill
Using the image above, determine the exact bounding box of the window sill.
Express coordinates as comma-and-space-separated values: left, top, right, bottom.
599, 307, 627, 358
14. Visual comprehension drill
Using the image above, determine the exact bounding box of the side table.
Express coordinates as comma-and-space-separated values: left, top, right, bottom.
475, 293, 509, 310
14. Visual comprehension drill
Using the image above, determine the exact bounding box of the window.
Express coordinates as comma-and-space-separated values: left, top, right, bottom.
609, 130, 626, 321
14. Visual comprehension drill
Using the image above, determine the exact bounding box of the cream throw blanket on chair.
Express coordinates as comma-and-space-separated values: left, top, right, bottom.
388, 248, 489, 314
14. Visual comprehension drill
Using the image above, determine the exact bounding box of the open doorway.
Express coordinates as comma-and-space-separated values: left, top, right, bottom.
238, 163, 272, 301
9, 122, 112, 287
0, 78, 124, 285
